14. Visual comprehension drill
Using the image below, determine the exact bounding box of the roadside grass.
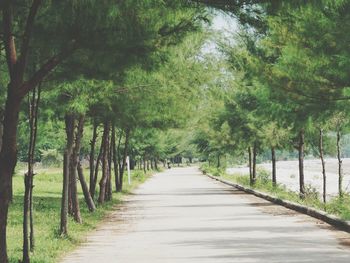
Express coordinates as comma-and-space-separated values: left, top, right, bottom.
201, 163, 350, 221
8, 168, 155, 263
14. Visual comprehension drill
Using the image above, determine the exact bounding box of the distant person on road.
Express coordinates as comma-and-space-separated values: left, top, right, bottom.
167, 161, 171, 169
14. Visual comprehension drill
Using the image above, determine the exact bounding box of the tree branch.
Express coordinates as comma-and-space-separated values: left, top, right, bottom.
20, 43, 77, 97
2, 0, 17, 79
17, 0, 43, 80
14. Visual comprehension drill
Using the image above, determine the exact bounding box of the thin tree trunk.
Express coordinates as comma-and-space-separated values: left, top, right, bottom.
98, 121, 110, 204
248, 147, 253, 185
91, 134, 103, 199
271, 147, 276, 186
29, 84, 40, 252
23, 84, 41, 262
112, 125, 120, 192
319, 129, 326, 203
106, 129, 113, 201
252, 143, 257, 185
77, 162, 96, 212
69, 115, 82, 223
118, 129, 130, 192
217, 153, 220, 168
155, 158, 158, 170
89, 121, 98, 197
71, 115, 91, 216
337, 129, 343, 198
0, 109, 4, 153
60, 114, 75, 235
298, 129, 305, 198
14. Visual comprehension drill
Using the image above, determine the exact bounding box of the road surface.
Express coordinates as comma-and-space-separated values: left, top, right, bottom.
61, 167, 350, 263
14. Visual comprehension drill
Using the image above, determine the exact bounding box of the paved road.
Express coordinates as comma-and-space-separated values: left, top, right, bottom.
61, 167, 350, 263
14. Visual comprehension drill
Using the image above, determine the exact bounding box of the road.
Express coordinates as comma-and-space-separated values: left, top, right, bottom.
61, 167, 350, 263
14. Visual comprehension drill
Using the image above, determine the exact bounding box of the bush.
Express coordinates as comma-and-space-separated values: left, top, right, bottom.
40, 149, 63, 167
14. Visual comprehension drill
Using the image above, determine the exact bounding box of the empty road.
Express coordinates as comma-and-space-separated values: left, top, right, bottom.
61, 167, 350, 263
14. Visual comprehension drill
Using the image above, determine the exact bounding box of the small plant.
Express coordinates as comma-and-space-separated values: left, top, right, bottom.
257, 167, 271, 183
40, 149, 63, 167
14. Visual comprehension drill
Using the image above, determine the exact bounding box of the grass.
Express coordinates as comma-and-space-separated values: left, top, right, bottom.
201, 163, 350, 221
8, 167, 155, 263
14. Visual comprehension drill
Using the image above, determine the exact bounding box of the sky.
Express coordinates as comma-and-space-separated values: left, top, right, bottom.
202, 11, 239, 55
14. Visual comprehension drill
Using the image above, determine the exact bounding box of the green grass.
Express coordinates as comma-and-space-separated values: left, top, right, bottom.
8, 168, 155, 263
201, 163, 350, 221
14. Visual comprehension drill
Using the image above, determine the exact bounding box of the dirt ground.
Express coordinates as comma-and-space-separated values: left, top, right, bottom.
227, 158, 350, 200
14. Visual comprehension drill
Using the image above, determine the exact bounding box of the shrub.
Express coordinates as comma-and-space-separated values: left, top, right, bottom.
40, 149, 63, 167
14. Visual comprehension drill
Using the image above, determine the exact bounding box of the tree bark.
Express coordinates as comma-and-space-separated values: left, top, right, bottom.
337, 129, 343, 198
68, 116, 82, 223
252, 143, 257, 185
91, 134, 103, 199
89, 121, 98, 198
60, 151, 69, 236
112, 125, 120, 192
106, 129, 113, 201
98, 121, 110, 204
77, 162, 96, 212
0, 109, 4, 153
154, 158, 158, 170
248, 147, 253, 185
271, 147, 276, 186
117, 129, 130, 192
298, 129, 305, 198
319, 129, 326, 203
0, 91, 22, 263
60, 114, 75, 235
23, 84, 41, 262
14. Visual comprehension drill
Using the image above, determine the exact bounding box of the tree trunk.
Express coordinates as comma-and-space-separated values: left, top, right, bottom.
98, 121, 110, 204
217, 153, 220, 168
68, 115, 82, 223
154, 158, 158, 170
248, 147, 253, 185
91, 134, 103, 199
252, 143, 257, 185
70, 115, 88, 219
89, 121, 98, 198
112, 125, 120, 192
23, 85, 41, 262
77, 162, 96, 212
298, 129, 305, 198
271, 147, 276, 186
319, 129, 326, 203
60, 114, 75, 235
0, 109, 4, 153
0, 91, 22, 263
337, 129, 343, 198
117, 129, 130, 192
106, 130, 113, 201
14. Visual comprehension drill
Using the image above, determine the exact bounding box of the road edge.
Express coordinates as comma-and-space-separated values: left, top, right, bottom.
204, 172, 350, 233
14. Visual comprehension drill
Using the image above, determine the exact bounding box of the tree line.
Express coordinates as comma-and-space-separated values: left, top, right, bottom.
0, 1, 218, 262
193, 1, 350, 203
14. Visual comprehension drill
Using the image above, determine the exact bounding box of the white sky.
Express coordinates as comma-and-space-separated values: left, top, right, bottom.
202, 12, 239, 55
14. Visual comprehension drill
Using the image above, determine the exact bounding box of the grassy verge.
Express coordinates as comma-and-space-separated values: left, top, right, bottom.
201, 163, 350, 221
8, 168, 156, 263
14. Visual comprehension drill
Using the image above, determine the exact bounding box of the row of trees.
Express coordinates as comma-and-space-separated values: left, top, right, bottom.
0, 1, 220, 262
193, 1, 350, 203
